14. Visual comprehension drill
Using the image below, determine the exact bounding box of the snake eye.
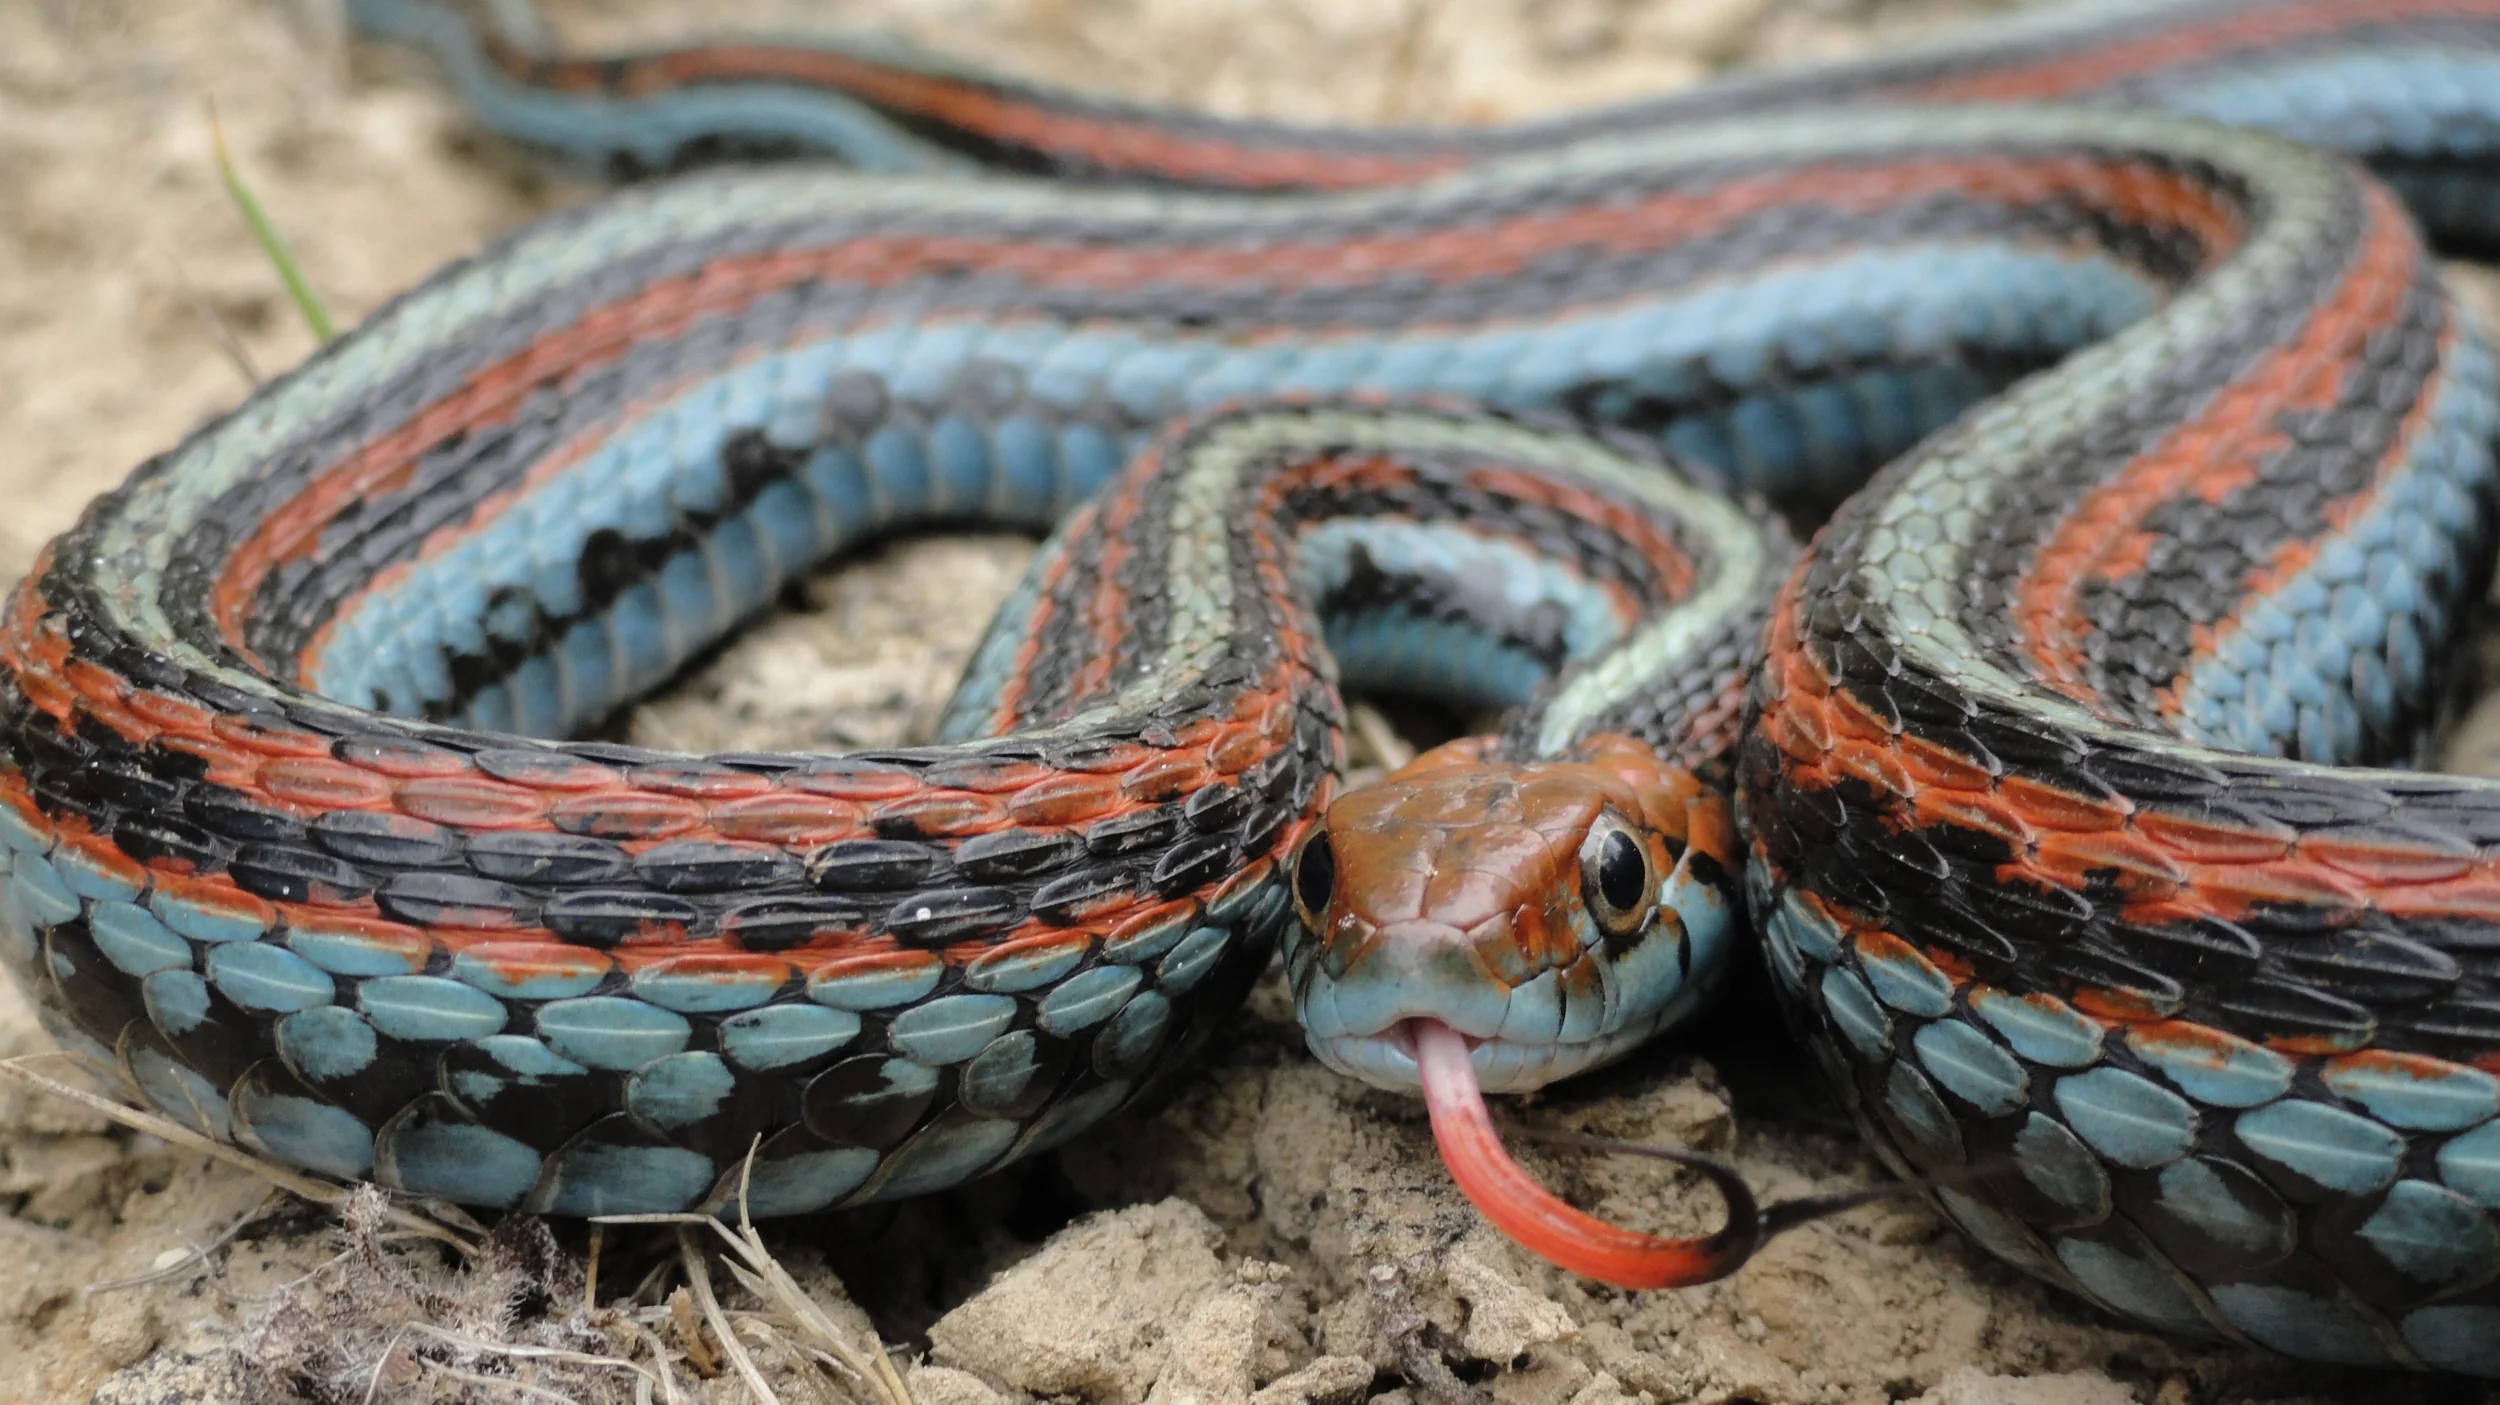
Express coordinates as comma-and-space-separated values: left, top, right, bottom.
1580, 818, 1654, 938
1292, 828, 1336, 929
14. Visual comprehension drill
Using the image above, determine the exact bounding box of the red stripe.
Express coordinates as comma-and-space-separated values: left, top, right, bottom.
217, 153, 2235, 667
2012, 180, 2420, 706
1758, 558, 2500, 1040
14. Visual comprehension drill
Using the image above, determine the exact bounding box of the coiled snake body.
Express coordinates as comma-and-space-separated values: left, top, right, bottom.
9, 0, 2500, 1375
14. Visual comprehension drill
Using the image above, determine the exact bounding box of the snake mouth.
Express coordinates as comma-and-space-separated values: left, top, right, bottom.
1305, 1018, 1660, 1095
1291, 910, 1724, 1096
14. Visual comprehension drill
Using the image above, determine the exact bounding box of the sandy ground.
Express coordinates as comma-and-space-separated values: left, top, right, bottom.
6, 1, 2500, 1402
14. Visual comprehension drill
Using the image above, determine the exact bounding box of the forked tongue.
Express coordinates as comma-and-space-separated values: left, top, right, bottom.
1411, 1019, 1921, 1290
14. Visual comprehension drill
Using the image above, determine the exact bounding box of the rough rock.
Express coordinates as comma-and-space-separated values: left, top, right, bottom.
1446, 1237, 1578, 1363
1913, 1366, 2143, 1405
85, 1352, 252, 1405
929, 1199, 1229, 1405
906, 1364, 1020, 1405
1145, 1276, 1278, 1405
1250, 1354, 1375, 1405
1561, 1372, 1647, 1405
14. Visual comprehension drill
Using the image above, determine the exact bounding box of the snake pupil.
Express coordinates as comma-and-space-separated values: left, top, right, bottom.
1294, 829, 1336, 923
1588, 827, 1650, 930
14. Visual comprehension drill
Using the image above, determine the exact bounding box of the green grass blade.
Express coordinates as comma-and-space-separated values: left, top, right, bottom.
207, 102, 335, 343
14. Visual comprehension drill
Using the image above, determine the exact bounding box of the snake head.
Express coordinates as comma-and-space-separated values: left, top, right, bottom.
1282, 732, 1742, 1094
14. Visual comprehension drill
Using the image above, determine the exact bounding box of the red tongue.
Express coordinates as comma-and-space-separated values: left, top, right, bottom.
1411, 1019, 1763, 1289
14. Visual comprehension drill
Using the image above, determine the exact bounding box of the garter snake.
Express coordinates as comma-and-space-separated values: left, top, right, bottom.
8, 0, 2500, 1376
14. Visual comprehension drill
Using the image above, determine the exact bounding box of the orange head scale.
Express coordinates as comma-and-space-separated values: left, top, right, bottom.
1282, 731, 1742, 1096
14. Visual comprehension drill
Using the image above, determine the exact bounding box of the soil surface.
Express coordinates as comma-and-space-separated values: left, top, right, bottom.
5, 2, 2500, 1403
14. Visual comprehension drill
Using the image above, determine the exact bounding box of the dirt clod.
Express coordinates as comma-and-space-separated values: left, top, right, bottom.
929, 1199, 1230, 1405
1912, 1366, 2145, 1405
1255, 1354, 1378, 1405
912, 1365, 1022, 1405
1448, 1238, 1579, 1363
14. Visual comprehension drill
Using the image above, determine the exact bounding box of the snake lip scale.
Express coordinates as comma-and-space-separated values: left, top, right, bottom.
11, 0, 2500, 1377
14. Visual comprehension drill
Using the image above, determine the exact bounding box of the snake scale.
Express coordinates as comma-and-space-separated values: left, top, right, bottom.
10, 0, 2500, 1375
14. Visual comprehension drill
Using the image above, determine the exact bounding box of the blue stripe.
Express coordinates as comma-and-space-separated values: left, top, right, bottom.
311, 243, 2152, 735
2172, 327, 2500, 762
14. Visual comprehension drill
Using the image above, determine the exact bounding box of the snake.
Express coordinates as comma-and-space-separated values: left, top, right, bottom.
9, 0, 2500, 1377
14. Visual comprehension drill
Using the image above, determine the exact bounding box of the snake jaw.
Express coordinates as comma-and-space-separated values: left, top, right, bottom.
1305, 1010, 1680, 1094
1298, 915, 1694, 1092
